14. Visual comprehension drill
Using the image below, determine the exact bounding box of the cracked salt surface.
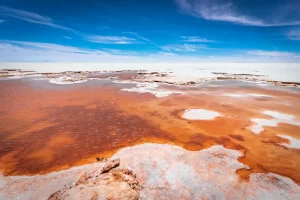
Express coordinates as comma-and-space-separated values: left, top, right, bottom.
121, 82, 183, 98
277, 135, 300, 149
249, 111, 300, 135
181, 109, 221, 120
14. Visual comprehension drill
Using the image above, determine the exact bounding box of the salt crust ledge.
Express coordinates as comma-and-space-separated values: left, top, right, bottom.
1, 143, 300, 200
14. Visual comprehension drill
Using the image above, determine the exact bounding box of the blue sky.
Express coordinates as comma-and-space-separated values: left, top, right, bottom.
0, 0, 300, 62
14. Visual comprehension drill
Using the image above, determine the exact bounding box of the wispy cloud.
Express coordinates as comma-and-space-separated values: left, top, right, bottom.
0, 40, 143, 62
0, 40, 185, 62
247, 50, 296, 57
123, 32, 151, 42
161, 43, 207, 52
286, 29, 300, 40
87, 35, 137, 44
1, 40, 299, 62
64, 36, 72, 40
1, 40, 99, 54
182, 36, 215, 43
0, 6, 76, 32
0, 19, 5, 23
174, 0, 300, 26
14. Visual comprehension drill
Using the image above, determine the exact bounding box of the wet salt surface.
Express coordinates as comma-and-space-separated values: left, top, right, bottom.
249, 111, 300, 135
181, 109, 221, 120
0, 72, 297, 194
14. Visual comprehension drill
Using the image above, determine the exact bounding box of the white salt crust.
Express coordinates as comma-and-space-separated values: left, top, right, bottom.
277, 135, 300, 149
121, 82, 183, 98
181, 109, 221, 120
249, 111, 300, 135
2, 143, 299, 200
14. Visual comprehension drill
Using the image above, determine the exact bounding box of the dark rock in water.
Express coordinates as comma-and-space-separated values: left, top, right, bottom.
96, 157, 107, 162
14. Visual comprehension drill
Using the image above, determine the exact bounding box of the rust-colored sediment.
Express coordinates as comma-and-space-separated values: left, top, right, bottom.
0, 77, 300, 185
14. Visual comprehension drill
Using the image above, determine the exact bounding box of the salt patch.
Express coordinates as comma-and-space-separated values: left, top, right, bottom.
249, 111, 300, 135
48, 77, 87, 85
263, 111, 294, 121
181, 109, 221, 120
121, 82, 182, 98
276, 135, 300, 149
257, 83, 269, 87
112, 143, 300, 200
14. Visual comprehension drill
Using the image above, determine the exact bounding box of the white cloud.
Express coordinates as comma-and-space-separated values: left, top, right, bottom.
64, 36, 72, 40
1, 40, 103, 54
0, 6, 76, 32
87, 35, 136, 44
0, 6, 150, 45
161, 43, 207, 52
247, 50, 296, 57
174, 0, 300, 26
0, 40, 142, 62
182, 36, 215, 43
287, 29, 300, 41
123, 32, 150, 42
0, 19, 5, 23
0, 40, 299, 63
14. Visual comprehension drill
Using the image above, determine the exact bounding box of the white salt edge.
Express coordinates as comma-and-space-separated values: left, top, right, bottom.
249, 111, 300, 134
182, 109, 221, 120
121, 82, 183, 98
276, 135, 300, 149
48, 76, 87, 85
263, 111, 294, 120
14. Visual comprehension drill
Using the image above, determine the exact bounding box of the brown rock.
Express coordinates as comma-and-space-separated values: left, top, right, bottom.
76, 172, 89, 185
101, 158, 120, 173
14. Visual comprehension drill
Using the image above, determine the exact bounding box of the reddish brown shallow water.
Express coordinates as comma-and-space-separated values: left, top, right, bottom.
0, 77, 300, 185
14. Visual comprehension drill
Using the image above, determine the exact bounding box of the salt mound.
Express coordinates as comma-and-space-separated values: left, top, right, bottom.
181, 109, 221, 120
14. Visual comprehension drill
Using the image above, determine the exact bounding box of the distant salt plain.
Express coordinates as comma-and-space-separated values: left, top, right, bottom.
1, 63, 300, 82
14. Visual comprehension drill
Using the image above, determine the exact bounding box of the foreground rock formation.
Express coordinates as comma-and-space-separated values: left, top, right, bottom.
1, 144, 299, 200
48, 159, 140, 200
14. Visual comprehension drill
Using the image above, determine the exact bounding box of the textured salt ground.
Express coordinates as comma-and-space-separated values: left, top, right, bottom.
113, 144, 300, 200
1, 143, 299, 200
